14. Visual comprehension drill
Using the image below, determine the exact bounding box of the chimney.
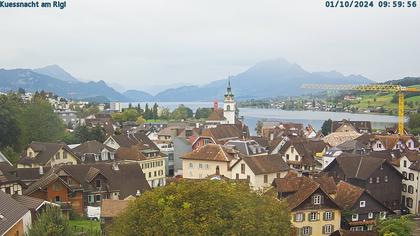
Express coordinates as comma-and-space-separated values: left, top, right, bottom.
39, 166, 44, 175
213, 99, 218, 111
136, 190, 141, 196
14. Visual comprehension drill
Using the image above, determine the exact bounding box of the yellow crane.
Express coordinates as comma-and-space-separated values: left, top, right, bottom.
301, 84, 420, 135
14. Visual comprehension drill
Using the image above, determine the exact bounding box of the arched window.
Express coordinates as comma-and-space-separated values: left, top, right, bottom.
407, 197, 413, 208
408, 185, 414, 194
409, 173, 414, 181
226, 105, 231, 111
402, 184, 407, 192
403, 171, 407, 178
216, 165, 220, 175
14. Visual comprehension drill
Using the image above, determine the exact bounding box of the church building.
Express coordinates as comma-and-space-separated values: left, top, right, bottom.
205, 79, 237, 127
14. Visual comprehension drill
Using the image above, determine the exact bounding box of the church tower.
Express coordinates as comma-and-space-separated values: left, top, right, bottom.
223, 78, 236, 124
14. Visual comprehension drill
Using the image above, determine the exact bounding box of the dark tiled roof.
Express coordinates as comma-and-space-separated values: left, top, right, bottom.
16, 167, 50, 183
0, 162, 19, 185
12, 195, 47, 211
72, 140, 115, 156
250, 136, 270, 148
225, 140, 267, 156
241, 154, 289, 175
201, 125, 246, 144
334, 181, 364, 209
0, 190, 29, 235
18, 141, 78, 166
331, 119, 372, 133
183, 144, 239, 162
313, 176, 337, 195
207, 109, 224, 121
110, 133, 159, 150
24, 163, 151, 199
333, 153, 388, 180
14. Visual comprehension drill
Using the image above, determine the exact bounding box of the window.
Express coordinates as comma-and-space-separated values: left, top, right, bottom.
95, 194, 101, 202
52, 182, 61, 191
55, 196, 61, 203
264, 175, 268, 183
309, 212, 318, 221
291, 147, 294, 153
148, 172, 151, 178
384, 176, 388, 183
205, 164, 209, 169
55, 153, 60, 160
377, 143, 382, 148
63, 152, 67, 159
236, 173, 239, 179
407, 197, 413, 208
323, 224, 333, 234
295, 213, 304, 222
350, 226, 364, 232
404, 160, 407, 167
302, 226, 311, 235
276, 172, 281, 178
189, 163, 193, 169
241, 164, 245, 174
376, 176, 380, 183
88, 195, 94, 203
199, 163, 203, 169
295, 155, 298, 161
226, 105, 230, 111
313, 195, 322, 205
368, 212, 374, 219
403, 171, 407, 178
247, 175, 250, 182
286, 154, 289, 160
408, 185, 414, 194
369, 177, 373, 184
154, 171, 157, 177
351, 214, 358, 221
5, 187, 11, 194
95, 179, 101, 188
403, 184, 407, 192
324, 211, 333, 221
409, 173, 414, 181
360, 201, 366, 208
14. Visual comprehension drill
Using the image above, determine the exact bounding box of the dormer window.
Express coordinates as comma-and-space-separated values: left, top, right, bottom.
95, 179, 101, 188
360, 201, 366, 208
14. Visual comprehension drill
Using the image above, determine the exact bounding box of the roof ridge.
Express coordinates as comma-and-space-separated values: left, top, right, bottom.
355, 155, 364, 178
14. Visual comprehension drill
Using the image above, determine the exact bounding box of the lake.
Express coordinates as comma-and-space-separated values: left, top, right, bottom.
124, 102, 399, 135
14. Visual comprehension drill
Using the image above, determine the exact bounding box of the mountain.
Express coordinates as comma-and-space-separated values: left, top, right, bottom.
123, 90, 154, 101
33, 65, 79, 83
0, 69, 127, 102
153, 59, 373, 101
385, 77, 420, 87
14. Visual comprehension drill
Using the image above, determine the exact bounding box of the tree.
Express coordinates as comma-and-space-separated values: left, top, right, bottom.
27, 206, 73, 236
152, 103, 159, 120
109, 180, 290, 236
408, 113, 420, 135
0, 103, 21, 150
171, 105, 193, 120
136, 116, 146, 126
321, 119, 332, 135
159, 107, 171, 120
377, 216, 415, 236
255, 120, 263, 136
195, 108, 213, 119
65, 125, 107, 143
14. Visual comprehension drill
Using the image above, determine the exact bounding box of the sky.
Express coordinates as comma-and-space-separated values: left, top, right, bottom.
0, 0, 419, 94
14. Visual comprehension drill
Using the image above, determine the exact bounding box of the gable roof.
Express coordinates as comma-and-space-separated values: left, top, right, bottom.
0, 151, 12, 166
24, 163, 151, 198
331, 119, 372, 133
334, 181, 365, 209
241, 154, 289, 175
323, 131, 362, 147
326, 153, 402, 180
183, 144, 239, 162
224, 139, 267, 156
201, 124, 246, 144
207, 108, 225, 121
18, 141, 79, 165
0, 190, 29, 235
108, 133, 159, 150
0, 162, 20, 185
12, 195, 50, 211
72, 140, 115, 156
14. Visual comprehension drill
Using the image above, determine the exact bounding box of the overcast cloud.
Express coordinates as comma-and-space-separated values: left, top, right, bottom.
0, 0, 419, 92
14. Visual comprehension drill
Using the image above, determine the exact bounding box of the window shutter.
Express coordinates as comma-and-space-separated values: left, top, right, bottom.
323, 212, 326, 221
302, 212, 305, 221
317, 212, 320, 221
308, 213, 311, 221
297, 228, 302, 236
331, 225, 335, 232
332, 211, 335, 220
322, 226, 325, 234
309, 226, 312, 235
293, 214, 296, 222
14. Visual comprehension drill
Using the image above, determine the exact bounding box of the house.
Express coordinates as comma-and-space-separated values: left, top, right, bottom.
0, 151, 12, 165
0, 162, 25, 195
103, 132, 158, 151
272, 176, 341, 236
322, 131, 362, 147
200, 124, 249, 146
397, 150, 420, 214
23, 163, 150, 215
12, 195, 55, 222
230, 154, 289, 190
323, 153, 403, 211
172, 136, 193, 177
322, 147, 343, 170
16, 166, 50, 187
334, 181, 393, 232
205, 80, 237, 126
71, 140, 116, 163
17, 142, 80, 168
0, 190, 32, 236
270, 137, 327, 171
115, 145, 166, 187
369, 135, 418, 152
224, 139, 267, 156
261, 122, 304, 140
182, 144, 240, 179
84, 116, 115, 136
331, 119, 372, 134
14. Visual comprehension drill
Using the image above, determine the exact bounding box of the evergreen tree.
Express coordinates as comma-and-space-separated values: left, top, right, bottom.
321, 119, 332, 136
27, 206, 73, 236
